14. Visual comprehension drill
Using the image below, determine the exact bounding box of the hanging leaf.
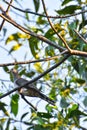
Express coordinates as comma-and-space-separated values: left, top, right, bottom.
3, 66, 9, 73
56, 5, 81, 15
10, 94, 19, 116
33, 0, 40, 12
37, 112, 53, 119
28, 36, 39, 58
66, 104, 87, 119
83, 96, 87, 107
5, 119, 10, 130
0, 102, 9, 116
45, 46, 55, 56
25, 12, 29, 21
62, 0, 73, 6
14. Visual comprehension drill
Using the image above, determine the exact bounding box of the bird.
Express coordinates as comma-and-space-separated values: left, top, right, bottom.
10, 68, 55, 106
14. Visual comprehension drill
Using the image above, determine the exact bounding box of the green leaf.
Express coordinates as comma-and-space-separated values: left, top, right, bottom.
10, 94, 19, 116
71, 77, 85, 85
5, 119, 10, 130
84, 88, 87, 92
79, 20, 87, 31
3, 66, 9, 73
74, 78, 85, 84
56, 5, 81, 15
21, 112, 29, 121
37, 16, 47, 25
13, 127, 18, 130
46, 105, 53, 113
28, 36, 39, 58
60, 97, 69, 108
25, 12, 29, 21
66, 104, 87, 118
33, 0, 40, 12
45, 28, 54, 39
37, 117, 45, 125
69, 57, 80, 73
37, 112, 53, 119
49, 87, 56, 99
62, 0, 73, 6
25, 71, 35, 78
45, 24, 63, 41
0, 102, 9, 116
83, 96, 87, 107
68, 21, 78, 37
45, 46, 55, 56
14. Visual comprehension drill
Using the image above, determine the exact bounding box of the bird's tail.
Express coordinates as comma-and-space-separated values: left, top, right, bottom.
38, 92, 55, 106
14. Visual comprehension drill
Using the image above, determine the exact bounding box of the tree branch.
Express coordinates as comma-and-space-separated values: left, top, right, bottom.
0, 0, 14, 30
74, 29, 87, 44
41, 0, 72, 53
0, 50, 67, 67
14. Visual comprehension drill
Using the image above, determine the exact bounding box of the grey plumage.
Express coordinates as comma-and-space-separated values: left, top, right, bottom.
11, 68, 55, 106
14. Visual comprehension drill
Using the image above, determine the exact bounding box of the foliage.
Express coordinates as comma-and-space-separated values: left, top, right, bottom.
0, 0, 87, 130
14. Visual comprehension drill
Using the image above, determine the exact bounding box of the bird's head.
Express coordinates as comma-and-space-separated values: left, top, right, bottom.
10, 68, 18, 74
10, 68, 19, 80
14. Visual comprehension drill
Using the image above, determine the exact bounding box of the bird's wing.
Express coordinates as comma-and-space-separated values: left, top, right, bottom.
15, 78, 35, 88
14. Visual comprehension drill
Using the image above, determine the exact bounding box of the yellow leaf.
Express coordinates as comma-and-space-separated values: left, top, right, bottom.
60, 30, 66, 36
6, 32, 30, 44
0, 118, 7, 123
61, 89, 70, 97
35, 53, 39, 59
5, 111, 10, 116
34, 63, 43, 73
9, 43, 22, 53
12, 43, 22, 50
57, 120, 63, 127
54, 23, 64, 32
6, 35, 15, 44
17, 32, 30, 39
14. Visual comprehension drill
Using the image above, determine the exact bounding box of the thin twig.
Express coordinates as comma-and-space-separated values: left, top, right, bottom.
69, 94, 87, 113
0, 79, 10, 82
4, 0, 87, 19
0, 50, 68, 67
0, 54, 70, 99
21, 94, 37, 111
41, 0, 72, 53
0, 0, 14, 30
74, 29, 87, 44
